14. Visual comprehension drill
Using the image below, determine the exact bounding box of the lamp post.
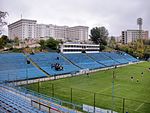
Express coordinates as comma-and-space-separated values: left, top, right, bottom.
112, 70, 115, 113
112, 65, 116, 113
26, 58, 28, 85
26, 57, 30, 86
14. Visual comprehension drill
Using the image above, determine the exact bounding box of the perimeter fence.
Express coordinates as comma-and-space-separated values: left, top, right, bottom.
25, 82, 150, 113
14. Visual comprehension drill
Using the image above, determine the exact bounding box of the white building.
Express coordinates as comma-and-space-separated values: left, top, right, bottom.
36, 24, 55, 39
8, 19, 37, 41
67, 26, 89, 42
54, 25, 68, 41
60, 42, 100, 53
8, 19, 89, 42
122, 30, 149, 44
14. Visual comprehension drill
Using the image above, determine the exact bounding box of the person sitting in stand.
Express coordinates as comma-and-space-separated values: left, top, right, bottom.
56, 57, 59, 60
51, 63, 55, 68
55, 63, 59, 71
60, 65, 63, 70
54, 63, 63, 71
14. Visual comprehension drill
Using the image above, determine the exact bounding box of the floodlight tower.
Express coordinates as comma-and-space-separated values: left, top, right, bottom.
137, 18, 143, 39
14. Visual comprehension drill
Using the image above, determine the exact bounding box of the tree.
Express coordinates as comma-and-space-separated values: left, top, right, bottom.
143, 39, 150, 45
144, 45, 150, 60
0, 11, 8, 35
0, 38, 4, 49
0, 35, 9, 49
14, 37, 19, 46
1, 35, 9, 44
39, 40, 46, 50
46, 37, 59, 50
109, 36, 116, 48
90, 26, 108, 45
132, 39, 144, 58
116, 38, 150, 59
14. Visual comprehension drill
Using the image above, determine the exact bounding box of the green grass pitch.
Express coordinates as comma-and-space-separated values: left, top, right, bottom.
25, 62, 150, 113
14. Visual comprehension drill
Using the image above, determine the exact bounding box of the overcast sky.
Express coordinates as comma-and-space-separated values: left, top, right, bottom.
1, 0, 150, 36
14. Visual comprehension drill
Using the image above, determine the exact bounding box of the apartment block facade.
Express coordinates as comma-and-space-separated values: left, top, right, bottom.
8, 19, 37, 41
8, 19, 89, 42
66, 26, 89, 42
122, 30, 149, 44
36, 24, 55, 39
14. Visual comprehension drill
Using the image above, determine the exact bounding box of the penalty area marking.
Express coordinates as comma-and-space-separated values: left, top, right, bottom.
135, 103, 144, 111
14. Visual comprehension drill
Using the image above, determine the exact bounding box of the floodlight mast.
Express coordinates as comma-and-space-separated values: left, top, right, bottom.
137, 18, 143, 39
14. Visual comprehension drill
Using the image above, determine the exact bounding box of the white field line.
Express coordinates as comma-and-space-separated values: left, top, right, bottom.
80, 95, 92, 100
97, 84, 120, 93
135, 103, 144, 111
80, 84, 121, 99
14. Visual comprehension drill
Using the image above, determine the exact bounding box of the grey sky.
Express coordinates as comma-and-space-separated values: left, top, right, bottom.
1, 0, 150, 36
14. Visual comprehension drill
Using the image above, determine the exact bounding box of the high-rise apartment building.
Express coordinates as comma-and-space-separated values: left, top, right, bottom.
8, 19, 37, 40
54, 25, 68, 40
36, 24, 55, 38
8, 19, 89, 42
122, 30, 149, 44
67, 26, 89, 42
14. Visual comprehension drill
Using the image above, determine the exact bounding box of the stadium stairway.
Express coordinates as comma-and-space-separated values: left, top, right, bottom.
59, 53, 82, 69
28, 52, 80, 76
0, 53, 47, 82
101, 52, 123, 65
85, 53, 108, 67
63, 53, 105, 70
25, 54, 50, 77
81, 53, 106, 69
117, 51, 139, 62
0, 52, 139, 83
87, 53, 120, 67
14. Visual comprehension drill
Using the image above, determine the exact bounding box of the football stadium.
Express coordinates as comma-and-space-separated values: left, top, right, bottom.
0, 51, 150, 113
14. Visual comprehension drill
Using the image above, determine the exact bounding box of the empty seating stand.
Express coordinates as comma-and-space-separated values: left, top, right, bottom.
117, 52, 139, 62
63, 53, 105, 70
0, 87, 46, 113
102, 52, 129, 64
87, 53, 120, 67
0, 53, 46, 82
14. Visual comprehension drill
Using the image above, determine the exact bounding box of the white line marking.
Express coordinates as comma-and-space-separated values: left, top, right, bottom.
80, 95, 91, 99
98, 84, 120, 93
135, 103, 144, 111
79, 84, 121, 99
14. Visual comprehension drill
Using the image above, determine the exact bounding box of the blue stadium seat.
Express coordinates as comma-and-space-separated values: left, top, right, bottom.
102, 52, 129, 64
0, 53, 46, 82
116, 51, 139, 62
87, 53, 120, 66
63, 53, 105, 70
0, 52, 139, 83
0, 88, 46, 113
28, 52, 80, 76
